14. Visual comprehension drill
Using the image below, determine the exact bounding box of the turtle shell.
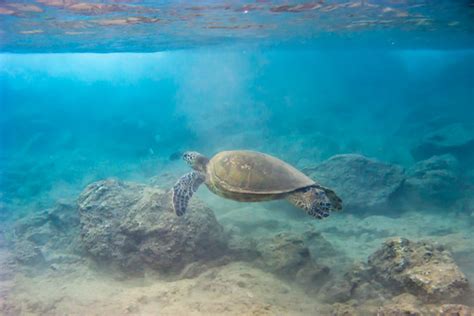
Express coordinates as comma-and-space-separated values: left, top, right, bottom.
207, 150, 315, 195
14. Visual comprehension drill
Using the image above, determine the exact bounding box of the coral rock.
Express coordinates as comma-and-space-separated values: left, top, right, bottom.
435, 304, 474, 316
377, 293, 424, 316
368, 238, 469, 302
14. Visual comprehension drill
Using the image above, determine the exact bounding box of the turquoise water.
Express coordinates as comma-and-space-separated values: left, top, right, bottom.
2, 50, 473, 211
1, 1, 474, 315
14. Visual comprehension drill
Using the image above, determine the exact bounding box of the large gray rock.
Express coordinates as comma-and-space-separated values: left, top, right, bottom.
320, 262, 389, 304
402, 154, 462, 206
12, 202, 82, 268
78, 179, 227, 274
304, 154, 405, 212
255, 232, 330, 288
321, 237, 470, 305
368, 238, 469, 302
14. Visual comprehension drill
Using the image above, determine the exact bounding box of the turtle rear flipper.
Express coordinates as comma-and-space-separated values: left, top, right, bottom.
286, 186, 339, 219
320, 186, 342, 211
172, 171, 205, 216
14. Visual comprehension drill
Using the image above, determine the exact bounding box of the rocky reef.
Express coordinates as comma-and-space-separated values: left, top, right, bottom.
78, 179, 228, 274
321, 237, 471, 313
369, 238, 469, 302
6, 170, 473, 314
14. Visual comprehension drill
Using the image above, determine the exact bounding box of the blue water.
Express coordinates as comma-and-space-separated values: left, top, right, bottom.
1, 1, 474, 314
2, 50, 473, 214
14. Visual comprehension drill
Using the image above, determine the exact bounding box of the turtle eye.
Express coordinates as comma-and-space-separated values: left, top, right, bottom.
183, 152, 193, 164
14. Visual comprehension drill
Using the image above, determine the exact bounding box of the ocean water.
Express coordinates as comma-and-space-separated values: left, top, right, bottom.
1, 1, 474, 315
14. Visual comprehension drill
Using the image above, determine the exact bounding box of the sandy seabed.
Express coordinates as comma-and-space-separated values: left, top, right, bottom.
1, 197, 473, 316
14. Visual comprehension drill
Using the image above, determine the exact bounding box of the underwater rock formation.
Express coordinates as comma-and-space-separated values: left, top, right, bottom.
255, 232, 330, 288
375, 293, 474, 316
78, 179, 227, 274
304, 154, 405, 212
321, 237, 470, 309
401, 154, 462, 207
320, 262, 389, 304
12, 203, 82, 268
368, 238, 469, 302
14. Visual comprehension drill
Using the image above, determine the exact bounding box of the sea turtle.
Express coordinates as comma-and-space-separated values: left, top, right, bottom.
172, 150, 342, 219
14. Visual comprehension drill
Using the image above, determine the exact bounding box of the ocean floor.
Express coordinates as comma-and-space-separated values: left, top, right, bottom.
1, 165, 473, 315
1, 126, 474, 315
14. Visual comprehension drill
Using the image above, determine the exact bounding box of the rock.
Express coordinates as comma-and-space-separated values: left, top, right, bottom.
435, 304, 474, 316
377, 294, 474, 316
295, 261, 330, 287
256, 232, 310, 276
411, 122, 474, 162
304, 154, 405, 212
376, 293, 425, 316
303, 230, 339, 258
320, 278, 353, 303
13, 203, 81, 267
227, 234, 260, 262
402, 154, 462, 206
320, 263, 389, 304
368, 238, 469, 302
256, 232, 330, 288
328, 303, 359, 316
78, 179, 227, 274
302, 229, 351, 272
14, 241, 45, 266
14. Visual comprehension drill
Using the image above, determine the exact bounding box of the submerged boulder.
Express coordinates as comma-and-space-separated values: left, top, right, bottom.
12, 202, 82, 268
376, 293, 474, 316
255, 232, 330, 288
320, 262, 389, 304
321, 237, 470, 306
78, 179, 227, 274
304, 154, 405, 212
402, 154, 462, 207
368, 238, 469, 302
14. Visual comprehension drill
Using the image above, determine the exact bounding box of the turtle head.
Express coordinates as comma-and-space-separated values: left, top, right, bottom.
183, 151, 209, 173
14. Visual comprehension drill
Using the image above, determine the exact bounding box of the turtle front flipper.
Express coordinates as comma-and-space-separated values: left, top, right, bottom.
172, 171, 205, 216
286, 186, 342, 219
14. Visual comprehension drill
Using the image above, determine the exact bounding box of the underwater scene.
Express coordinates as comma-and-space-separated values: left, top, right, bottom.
1, 1, 474, 315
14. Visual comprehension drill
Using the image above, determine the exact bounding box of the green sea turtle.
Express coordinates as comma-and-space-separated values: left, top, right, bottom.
172, 150, 342, 219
